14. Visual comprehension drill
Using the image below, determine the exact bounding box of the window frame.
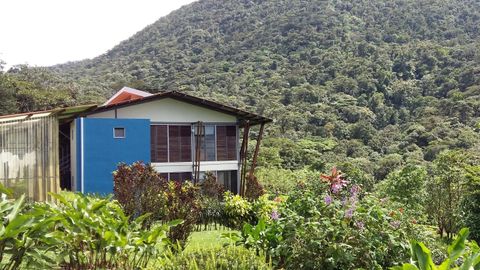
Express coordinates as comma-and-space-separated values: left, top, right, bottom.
150, 123, 238, 163
113, 127, 126, 139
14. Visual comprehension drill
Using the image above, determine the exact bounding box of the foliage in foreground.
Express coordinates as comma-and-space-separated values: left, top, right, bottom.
39, 192, 176, 269
227, 168, 418, 269
392, 228, 480, 270
0, 190, 48, 270
0, 187, 175, 270
151, 245, 272, 270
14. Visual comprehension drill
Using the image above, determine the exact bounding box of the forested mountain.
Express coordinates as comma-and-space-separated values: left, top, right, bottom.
2, 0, 480, 180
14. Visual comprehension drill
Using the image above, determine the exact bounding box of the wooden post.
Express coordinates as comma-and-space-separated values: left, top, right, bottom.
193, 121, 203, 183
239, 121, 250, 196
248, 122, 265, 177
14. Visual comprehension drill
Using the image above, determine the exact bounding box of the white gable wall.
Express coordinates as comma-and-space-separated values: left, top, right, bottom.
87, 98, 237, 123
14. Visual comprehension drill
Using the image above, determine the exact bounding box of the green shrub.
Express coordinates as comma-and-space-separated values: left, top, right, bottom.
256, 167, 316, 194
376, 165, 428, 220
245, 174, 265, 200
229, 168, 418, 269
0, 185, 175, 270
199, 172, 224, 199
36, 192, 175, 269
461, 166, 480, 243
198, 196, 225, 228
223, 192, 254, 229
392, 228, 480, 270
153, 245, 272, 270
0, 190, 52, 269
113, 162, 202, 246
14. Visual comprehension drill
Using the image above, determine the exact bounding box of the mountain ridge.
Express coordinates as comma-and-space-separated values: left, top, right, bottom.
4, 0, 480, 179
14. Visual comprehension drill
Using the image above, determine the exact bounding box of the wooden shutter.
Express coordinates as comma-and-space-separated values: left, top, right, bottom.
151, 125, 168, 162
169, 125, 191, 162
216, 126, 237, 161
169, 126, 180, 162
226, 126, 237, 160
180, 126, 192, 162
216, 126, 227, 160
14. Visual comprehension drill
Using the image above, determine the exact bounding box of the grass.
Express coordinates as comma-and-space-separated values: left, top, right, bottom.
184, 229, 238, 252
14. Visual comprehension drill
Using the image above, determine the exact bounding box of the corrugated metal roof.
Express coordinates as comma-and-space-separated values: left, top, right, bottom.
0, 90, 272, 126
0, 104, 98, 123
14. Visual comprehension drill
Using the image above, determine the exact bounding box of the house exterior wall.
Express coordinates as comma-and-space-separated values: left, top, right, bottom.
87, 98, 237, 123
78, 98, 242, 194
75, 118, 151, 194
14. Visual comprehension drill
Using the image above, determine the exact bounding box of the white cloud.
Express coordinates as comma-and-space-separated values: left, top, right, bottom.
0, 0, 196, 67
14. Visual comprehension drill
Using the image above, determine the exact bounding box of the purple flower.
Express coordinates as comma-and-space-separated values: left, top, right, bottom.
390, 220, 401, 229
350, 185, 361, 196
355, 221, 365, 230
324, 195, 332, 205
271, 210, 280, 220
345, 207, 354, 219
341, 197, 347, 207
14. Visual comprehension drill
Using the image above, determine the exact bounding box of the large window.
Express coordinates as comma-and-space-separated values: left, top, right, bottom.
151, 125, 191, 162
151, 124, 236, 163
195, 125, 216, 161
216, 126, 237, 160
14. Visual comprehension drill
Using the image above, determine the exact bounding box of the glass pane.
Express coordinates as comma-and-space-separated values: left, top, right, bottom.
197, 125, 215, 161
114, 128, 125, 138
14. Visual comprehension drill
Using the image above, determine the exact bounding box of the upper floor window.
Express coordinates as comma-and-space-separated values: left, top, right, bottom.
151, 125, 191, 162
113, 127, 125, 138
150, 124, 236, 163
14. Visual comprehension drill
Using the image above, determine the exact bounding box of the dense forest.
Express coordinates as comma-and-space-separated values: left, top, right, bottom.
1, 0, 480, 268
1, 0, 480, 182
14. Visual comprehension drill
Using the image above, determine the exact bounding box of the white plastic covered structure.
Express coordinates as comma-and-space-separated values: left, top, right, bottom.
0, 112, 60, 201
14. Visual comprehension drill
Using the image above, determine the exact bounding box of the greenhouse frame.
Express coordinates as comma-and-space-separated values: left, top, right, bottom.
0, 105, 96, 201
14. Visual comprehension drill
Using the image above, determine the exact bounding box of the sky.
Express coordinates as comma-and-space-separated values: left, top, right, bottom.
0, 0, 196, 68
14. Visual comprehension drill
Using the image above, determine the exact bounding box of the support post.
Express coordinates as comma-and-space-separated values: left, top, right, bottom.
248, 122, 265, 177
239, 121, 250, 196
193, 121, 203, 183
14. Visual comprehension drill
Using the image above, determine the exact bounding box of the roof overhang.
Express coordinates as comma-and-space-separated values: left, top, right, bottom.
0, 104, 98, 124
0, 90, 272, 127
90, 91, 272, 127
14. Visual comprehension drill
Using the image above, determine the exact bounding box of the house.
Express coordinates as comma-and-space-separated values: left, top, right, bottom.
0, 87, 271, 200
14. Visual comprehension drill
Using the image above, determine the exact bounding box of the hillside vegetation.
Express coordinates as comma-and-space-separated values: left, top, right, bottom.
1, 0, 480, 180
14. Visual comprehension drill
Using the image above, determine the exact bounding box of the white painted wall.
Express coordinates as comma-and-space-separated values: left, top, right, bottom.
152, 160, 239, 173
87, 98, 237, 123
87, 110, 115, 118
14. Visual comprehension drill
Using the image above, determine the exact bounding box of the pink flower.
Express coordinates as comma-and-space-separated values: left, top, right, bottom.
321, 167, 349, 194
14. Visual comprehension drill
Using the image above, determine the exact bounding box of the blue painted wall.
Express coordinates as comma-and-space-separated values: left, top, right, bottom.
77, 118, 151, 194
